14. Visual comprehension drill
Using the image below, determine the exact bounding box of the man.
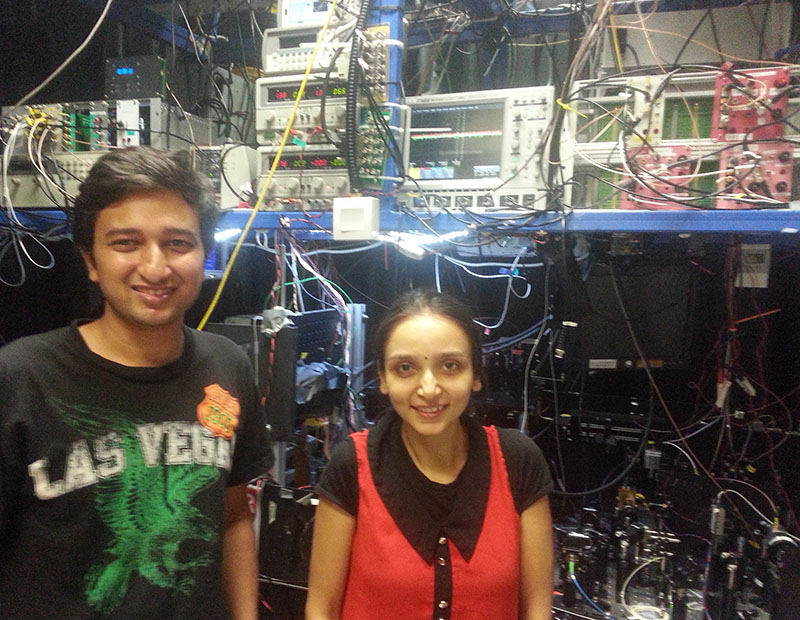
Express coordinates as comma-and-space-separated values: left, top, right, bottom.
0, 147, 272, 619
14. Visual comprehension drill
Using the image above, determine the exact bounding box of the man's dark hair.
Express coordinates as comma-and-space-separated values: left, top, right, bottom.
375, 289, 484, 380
72, 147, 218, 253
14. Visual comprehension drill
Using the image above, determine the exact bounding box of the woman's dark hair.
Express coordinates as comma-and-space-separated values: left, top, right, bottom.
375, 289, 484, 379
72, 147, 218, 253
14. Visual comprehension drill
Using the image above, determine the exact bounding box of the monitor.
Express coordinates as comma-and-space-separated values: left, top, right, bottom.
404, 86, 562, 198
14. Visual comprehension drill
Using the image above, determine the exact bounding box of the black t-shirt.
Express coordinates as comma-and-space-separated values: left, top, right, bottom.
316, 413, 552, 563
0, 325, 273, 620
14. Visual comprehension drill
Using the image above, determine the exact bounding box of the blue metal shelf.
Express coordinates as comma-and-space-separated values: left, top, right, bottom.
217, 207, 800, 236
9, 208, 800, 238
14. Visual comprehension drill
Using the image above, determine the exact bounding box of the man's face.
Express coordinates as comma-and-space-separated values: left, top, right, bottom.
82, 189, 206, 333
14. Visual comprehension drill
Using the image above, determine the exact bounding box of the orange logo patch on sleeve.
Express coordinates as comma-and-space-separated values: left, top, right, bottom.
197, 384, 241, 440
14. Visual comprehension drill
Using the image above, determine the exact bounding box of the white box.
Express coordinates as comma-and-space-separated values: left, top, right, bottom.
332, 197, 380, 240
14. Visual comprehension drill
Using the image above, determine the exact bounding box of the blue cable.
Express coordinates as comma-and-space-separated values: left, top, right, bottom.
569, 574, 619, 620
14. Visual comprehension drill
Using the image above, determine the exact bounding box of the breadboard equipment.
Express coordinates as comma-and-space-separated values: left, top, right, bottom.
711, 68, 792, 142
255, 21, 403, 206
354, 25, 403, 186
620, 145, 693, 210
359, 25, 391, 105
1, 99, 220, 208
2, 98, 217, 152
256, 144, 349, 209
716, 143, 794, 210
627, 76, 666, 146
262, 25, 349, 77
355, 101, 408, 187
711, 68, 794, 209
2, 150, 106, 209
261, 0, 360, 75
398, 85, 569, 211
255, 74, 349, 145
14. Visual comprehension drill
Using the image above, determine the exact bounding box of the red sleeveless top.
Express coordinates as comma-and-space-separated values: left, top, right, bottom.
341, 425, 521, 620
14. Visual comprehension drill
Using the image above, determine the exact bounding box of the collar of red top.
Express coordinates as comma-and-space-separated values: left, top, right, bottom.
367, 412, 490, 564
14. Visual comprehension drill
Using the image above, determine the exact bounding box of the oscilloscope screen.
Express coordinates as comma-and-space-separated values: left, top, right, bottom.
407, 102, 505, 181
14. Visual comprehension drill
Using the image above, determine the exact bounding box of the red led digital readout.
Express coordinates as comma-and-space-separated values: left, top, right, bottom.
271, 155, 346, 169
268, 85, 347, 102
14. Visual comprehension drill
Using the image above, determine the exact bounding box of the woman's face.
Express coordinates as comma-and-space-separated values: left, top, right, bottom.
379, 312, 481, 441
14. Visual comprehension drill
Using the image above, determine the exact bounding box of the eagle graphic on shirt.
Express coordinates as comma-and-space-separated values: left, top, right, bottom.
49, 397, 222, 613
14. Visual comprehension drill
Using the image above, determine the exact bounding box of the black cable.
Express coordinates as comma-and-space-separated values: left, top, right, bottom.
671, 9, 710, 67
622, 43, 641, 68
757, 0, 771, 61
358, 66, 405, 177
344, 0, 373, 191
320, 47, 346, 148
551, 262, 655, 498
582, 171, 775, 212
570, 70, 797, 209
218, 142, 253, 202
707, 7, 725, 65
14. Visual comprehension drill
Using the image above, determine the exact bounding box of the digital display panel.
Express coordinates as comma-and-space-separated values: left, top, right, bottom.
408, 103, 504, 181
115, 67, 135, 75
284, 0, 333, 27
278, 33, 317, 49
267, 84, 347, 103
273, 154, 347, 170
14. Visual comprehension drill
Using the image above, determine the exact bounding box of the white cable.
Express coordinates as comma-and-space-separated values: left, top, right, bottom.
14, 0, 115, 107
286, 248, 301, 312
716, 488, 774, 523
570, 139, 632, 177
177, 2, 206, 66
444, 255, 544, 269
2, 120, 26, 221
250, 8, 264, 38
620, 556, 667, 617
663, 442, 699, 475
627, 605, 669, 620
167, 88, 197, 149
284, 236, 350, 367
0, 236, 27, 287
441, 255, 532, 295
680, 415, 723, 440
446, 261, 532, 284
35, 126, 75, 203
0, 116, 56, 283
520, 261, 551, 433
715, 477, 778, 517
21, 120, 71, 206
284, 263, 339, 311
552, 606, 605, 620
473, 244, 529, 330
253, 234, 383, 256
26, 118, 48, 179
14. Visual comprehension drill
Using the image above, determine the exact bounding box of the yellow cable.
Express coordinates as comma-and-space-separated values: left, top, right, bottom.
608, 12, 625, 72
556, 98, 587, 118
197, 0, 341, 330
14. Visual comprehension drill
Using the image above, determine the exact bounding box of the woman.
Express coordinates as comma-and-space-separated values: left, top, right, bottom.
306, 290, 554, 620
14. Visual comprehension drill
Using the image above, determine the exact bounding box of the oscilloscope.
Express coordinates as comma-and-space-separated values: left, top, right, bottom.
398, 85, 571, 211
